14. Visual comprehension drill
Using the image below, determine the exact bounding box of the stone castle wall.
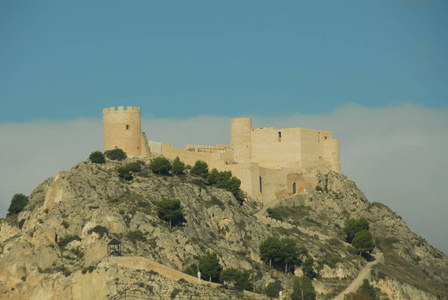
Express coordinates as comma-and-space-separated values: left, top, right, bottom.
103, 107, 340, 202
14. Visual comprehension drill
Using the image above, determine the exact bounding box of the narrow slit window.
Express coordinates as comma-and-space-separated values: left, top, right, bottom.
259, 176, 263, 193
126, 124, 130, 131
293, 183, 297, 194
278, 131, 282, 142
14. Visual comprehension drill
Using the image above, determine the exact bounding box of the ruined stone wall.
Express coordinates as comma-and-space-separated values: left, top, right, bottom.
160, 143, 233, 169
103, 106, 143, 156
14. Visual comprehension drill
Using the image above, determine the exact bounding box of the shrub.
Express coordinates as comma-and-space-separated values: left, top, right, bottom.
344, 217, 370, 243
265, 280, 282, 299
105, 148, 127, 161
89, 151, 106, 164
156, 198, 186, 228
127, 230, 146, 244
184, 263, 198, 276
149, 157, 172, 175
207, 169, 241, 196
199, 252, 222, 283
117, 165, 133, 180
291, 276, 316, 300
88, 225, 109, 238
190, 160, 209, 178
302, 257, 316, 279
170, 288, 181, 299
266, 208, 284, 221
57, 235, 82, 251
352, 230, 375, 255
259, 237, 302, 273
171, 156, 185, 175
7, 193, 29, 216
220, 268, 253, 291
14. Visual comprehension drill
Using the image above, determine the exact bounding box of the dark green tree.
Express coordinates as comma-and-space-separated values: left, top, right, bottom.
352, 230, 375, 255
155, 198, 185, 228
171, 156, 185, 175
259, 237, 301, 273
105, 148, 127, 161
264, 280, 282, 299
7, 193, 29, 216
183, 263, 198, 276
199, 252, 222, 283
207, 169, 241, 196
89, 151, 106, 164
149, 157, 172, 175
302, 257, 316, 279
117, 165, 133, 180
291, 276, 316, 300
344, 217, 369, 243
190, 160, 209, 178
126, 161, 143, 172
220, 268, 253, 291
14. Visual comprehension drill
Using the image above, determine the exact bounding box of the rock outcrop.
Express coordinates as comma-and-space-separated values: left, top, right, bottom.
0, 159, 447, 299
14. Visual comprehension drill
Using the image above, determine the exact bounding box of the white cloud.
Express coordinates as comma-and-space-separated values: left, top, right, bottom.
1, 104, 447, 254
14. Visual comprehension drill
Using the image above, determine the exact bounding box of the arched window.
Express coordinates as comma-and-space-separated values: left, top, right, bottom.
292, 182, 297, 194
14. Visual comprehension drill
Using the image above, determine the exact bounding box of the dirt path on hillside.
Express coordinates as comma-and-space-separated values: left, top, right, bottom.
333, 252, 384, 300
106, 256, 269, 299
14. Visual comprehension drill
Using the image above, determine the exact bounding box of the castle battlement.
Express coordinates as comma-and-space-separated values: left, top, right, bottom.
103, 106, 141, 114
103, 107, 340, 202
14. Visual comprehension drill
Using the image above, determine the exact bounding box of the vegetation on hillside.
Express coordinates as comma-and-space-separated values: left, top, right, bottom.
7, 193, 29, 216
89, 151, 106, 164
259, 237, 305, 274
149, 157, 172, 175
156, 198, 186, 228
105, 148, 127, 161
190, 160, 209, 178
344, 217, 375, 256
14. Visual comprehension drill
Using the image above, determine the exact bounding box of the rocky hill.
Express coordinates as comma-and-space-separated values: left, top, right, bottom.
0, 158, 447, 299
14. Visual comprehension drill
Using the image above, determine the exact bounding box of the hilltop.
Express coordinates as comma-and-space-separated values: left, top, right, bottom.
0, 158, 447, 299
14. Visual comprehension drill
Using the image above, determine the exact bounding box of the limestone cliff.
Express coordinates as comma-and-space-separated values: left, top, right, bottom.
0, 159, 447, 299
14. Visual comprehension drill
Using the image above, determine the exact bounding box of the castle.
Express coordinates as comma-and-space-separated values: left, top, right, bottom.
103, 106, 340, 202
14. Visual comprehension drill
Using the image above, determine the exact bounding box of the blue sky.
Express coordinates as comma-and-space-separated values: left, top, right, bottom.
1, 1, 447, 122
1, 1, 448, 253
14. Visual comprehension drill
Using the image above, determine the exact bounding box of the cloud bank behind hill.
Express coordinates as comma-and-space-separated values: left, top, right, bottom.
1, 104, 447, 254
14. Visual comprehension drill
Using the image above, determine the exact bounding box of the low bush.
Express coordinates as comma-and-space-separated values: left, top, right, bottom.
7, 194, 29, 216
105, 148, 127, 161
89, 151, 105, 164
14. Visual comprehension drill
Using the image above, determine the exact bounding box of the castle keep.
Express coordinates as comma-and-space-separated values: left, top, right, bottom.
103, 106, 340, 202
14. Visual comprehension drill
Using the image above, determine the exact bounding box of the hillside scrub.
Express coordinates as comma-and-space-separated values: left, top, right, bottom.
199, 252, 222, 283
171, 156, 185, 175
149, 157, 172, 175
190, 160, 209, 178
117, 161, 143, 180
7, 193, 29, 216
344, 217, 369, 243
220, 268, 253, 291
89, 151, 106, 164
259, 237, 303, 273
156, 198, 186, 228
105, 148, 127, 161
207, 169, 241, 197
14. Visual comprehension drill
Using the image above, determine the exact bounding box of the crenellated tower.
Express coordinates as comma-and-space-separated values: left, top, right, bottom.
103, 106, 143, 156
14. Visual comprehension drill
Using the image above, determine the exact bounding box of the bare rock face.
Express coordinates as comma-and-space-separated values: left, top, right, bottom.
0, 160, 447, 299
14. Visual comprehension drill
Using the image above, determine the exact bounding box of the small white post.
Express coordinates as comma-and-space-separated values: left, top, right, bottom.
197, 271, 201, 283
